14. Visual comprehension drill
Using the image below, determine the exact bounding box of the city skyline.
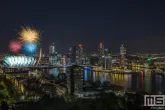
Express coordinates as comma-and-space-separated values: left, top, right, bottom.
1, 0, 165, 53
1, 1, 165, 110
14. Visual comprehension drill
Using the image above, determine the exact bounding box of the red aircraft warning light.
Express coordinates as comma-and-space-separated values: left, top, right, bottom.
99, 42, 103, 46
78, 44, 82, 47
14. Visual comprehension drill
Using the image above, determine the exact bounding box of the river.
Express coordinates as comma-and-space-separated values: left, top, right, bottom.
46, 67, 165, 94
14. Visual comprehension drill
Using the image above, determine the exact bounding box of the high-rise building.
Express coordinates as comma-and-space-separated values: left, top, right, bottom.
49, 53, 58, 66
98, 42, 105, 67
101, 49, 112, 70
41, 55, 49, 65
67, 65, 84, 95
83, 55, 90, 65
49, 43, 55, 54
101, 56, 112, 70
49, 43, 57, 65
98, 42, 105, 57
90, 54, 99, 66
70, 44, 83, 65
105, 48, 110, 56
65, 53, 71, 65
120, 44, 126, 69
58, 55, 66, 66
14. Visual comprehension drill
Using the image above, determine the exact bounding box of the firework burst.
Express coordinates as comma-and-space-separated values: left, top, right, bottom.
22, 42, 38, 54
19, 27, 40, 43
9, 40, 22, 53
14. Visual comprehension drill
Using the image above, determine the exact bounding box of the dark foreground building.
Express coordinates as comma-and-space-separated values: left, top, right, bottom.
67, 65, 84, 95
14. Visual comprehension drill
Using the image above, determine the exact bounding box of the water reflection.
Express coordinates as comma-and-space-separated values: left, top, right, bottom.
84, 68, 165, 94
156, 75, 162, 92
93, 72, 96, 82
47, 67, 165, 94
144, 75, 151, 92
49, 68, 59, 77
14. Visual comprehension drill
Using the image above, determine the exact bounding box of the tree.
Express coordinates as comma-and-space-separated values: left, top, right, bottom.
1, 101, 9, 110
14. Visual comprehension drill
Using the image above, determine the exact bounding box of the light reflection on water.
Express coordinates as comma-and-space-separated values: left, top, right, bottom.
47, 67, 165, 94
49, 68, 59, 77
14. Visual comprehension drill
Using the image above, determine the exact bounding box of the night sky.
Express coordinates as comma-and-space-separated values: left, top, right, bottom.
1, 0, 165, 54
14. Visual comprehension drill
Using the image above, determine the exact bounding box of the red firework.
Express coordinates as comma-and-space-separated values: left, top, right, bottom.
9, 40, 22, 53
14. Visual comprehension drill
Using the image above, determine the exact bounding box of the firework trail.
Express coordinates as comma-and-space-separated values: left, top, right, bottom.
9, 40, 22, 53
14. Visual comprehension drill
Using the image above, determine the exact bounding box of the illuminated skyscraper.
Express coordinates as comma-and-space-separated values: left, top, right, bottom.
103, 49, 112, 70
58, 55, 66, 66
49, 43, 55, 54
83, 55, 90, 65
120, 44, 126, 69
70, 44, 83, 65
98, 42, 105, 57
66, 53, 71, 65
105, 48, 109, 56
49, 43, 57, 65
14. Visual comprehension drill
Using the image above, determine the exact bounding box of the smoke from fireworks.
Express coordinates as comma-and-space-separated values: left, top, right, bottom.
19, 27, 40, 43
23, 42, 38, 54
9, 40, 22, 53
